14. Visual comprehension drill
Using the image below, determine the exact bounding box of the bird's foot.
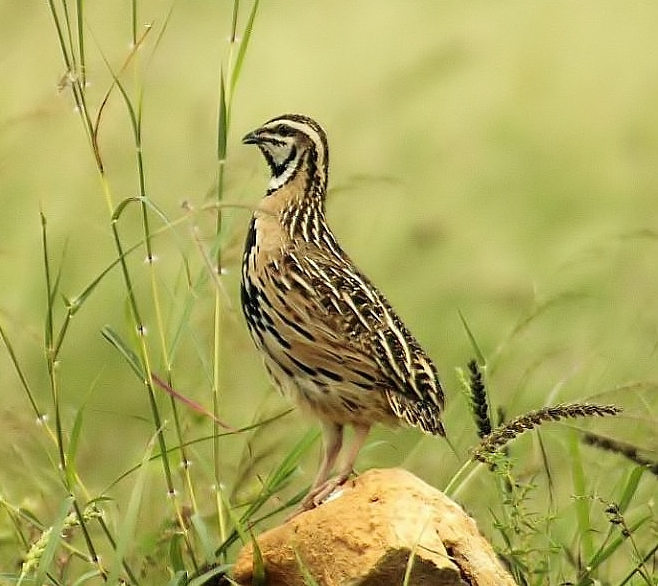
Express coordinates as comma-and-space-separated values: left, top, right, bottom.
298, 472, 351, 513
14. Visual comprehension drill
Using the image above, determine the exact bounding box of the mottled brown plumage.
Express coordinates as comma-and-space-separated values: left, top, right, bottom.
241, 114, 445, 509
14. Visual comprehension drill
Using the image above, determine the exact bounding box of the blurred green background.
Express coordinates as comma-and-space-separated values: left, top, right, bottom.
1, 0, 657, 578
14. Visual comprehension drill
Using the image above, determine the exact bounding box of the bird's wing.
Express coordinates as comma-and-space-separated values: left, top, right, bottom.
262, 245, 445, 420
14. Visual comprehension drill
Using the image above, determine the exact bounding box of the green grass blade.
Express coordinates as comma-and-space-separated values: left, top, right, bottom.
70, 569, 103, 585
167, 570, 188, 586
64, 406, 85, 489
457, 309, 486, 365
618, 466, 645, 514
168, 534, 186, 575
252, 536, 267, 585
40, 211, 54, 350
294, 549, 318, 586
0, 325, 42, 418
60, 0, 76, 72
103, 410, 291, 495
585, 515, 651, 577
190, 513, 215, 565
217, 68, 228, 162
46, 0, 73, 72
75, 0, 85, 87
33, 496, 74, 586
618, 539, 658, 586
107, 435, 156, 584
186, 565, 232, 586
229, 0, 260, 96
569, 432, 594, 564
261, 428, 318, 497
214, 428, 318, 558
101, 326, 144, 379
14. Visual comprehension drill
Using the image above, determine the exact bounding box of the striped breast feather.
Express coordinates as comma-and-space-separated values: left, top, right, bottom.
252, 263, 388, 396
279, 244, 445, 414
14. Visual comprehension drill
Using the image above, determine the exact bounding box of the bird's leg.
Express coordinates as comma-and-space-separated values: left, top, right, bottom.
307, 423, 371, 508
300, 421, 343, 510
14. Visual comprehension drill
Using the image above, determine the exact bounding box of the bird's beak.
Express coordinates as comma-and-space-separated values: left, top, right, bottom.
242, 129, 261, 145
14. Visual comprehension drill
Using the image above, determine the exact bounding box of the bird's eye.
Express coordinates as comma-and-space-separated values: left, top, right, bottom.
275, 124, 296, 138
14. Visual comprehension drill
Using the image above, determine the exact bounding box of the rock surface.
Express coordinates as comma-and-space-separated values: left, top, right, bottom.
232, 468, 516, 586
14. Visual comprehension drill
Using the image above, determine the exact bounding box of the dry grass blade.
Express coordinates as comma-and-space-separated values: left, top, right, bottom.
151, 374, 238, 432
